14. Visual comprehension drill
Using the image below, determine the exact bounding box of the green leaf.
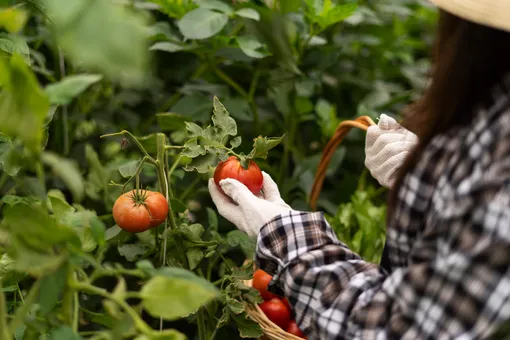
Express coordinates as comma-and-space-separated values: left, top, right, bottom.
246, 135, 284, 159
237, 36, 270, 59
232, 312, 263, 338
185, 122, 204, 138
118, 244, 149, 262
48, 191, 76, 220
0, 253, 25, 287
0, 7, 28, 33
0, 54, 49, 152
39, 264, 68, 314
316, 3, 358, 29
0, 133, 22, 176
105, 225, 123, 241
197, 0, 233, 14
157, 113, 192, 131
227, 296, 245, 314
61, 210, 105, 252
44, 74, 102, 105
0, 33, 30, 64
178, 8, 228, 40
235, 8, 260, 20
3, 203, 78, 252
147, 0, 196, 19
50, 326, 83, 340
119, 159, 140, 178
230, 136, 242, 148
170, 198, 187, 214
42, 151, 85, 202
212, 96, 237, 137
206, 208, 218, 231
149, 41, 191, 53
42, 0, 149, 85
140, 273, 219, 320
186, 248, 204, 270
183, 152, 217, 173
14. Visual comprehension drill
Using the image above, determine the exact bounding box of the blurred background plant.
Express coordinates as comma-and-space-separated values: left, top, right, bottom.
0, 0, 437, 338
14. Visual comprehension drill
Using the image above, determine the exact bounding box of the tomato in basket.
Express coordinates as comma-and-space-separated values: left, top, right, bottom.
259, 297, 291, 329
287, 320, 306, 338
253, 269, 276, 300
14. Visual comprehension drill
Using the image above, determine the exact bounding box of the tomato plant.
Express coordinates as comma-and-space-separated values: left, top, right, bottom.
259, 297, 291, 329
214, 156, 264, 194
0, 0, 437, 339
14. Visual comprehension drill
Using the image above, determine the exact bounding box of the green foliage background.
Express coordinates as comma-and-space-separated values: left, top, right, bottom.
0, 0, 437, 339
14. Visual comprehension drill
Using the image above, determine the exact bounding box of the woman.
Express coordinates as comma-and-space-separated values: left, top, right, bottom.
209, 1, 510, 339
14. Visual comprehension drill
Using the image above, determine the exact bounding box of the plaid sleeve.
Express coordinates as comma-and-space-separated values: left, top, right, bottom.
255, 192, 510, 339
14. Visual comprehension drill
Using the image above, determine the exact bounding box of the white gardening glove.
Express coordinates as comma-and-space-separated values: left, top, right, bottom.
365, 114, 419, 189
208, 172, 293, 238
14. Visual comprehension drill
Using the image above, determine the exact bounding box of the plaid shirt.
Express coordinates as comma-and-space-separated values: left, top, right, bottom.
255, 77, 510, 339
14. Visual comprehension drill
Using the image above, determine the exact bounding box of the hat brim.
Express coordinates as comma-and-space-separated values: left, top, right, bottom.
430, 0, 510, 32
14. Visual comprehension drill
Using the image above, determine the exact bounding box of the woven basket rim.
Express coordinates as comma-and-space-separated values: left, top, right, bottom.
243, 278, 305, 340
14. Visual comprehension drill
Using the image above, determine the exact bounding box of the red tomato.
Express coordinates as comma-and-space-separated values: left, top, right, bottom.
113, 190, 168, 232
282, 297, 291, 311
145, 191, 169, 227
259, 298, 291, 329
286, 320, 306, 338
253, 269, 276, 300
213, 156, 263, 195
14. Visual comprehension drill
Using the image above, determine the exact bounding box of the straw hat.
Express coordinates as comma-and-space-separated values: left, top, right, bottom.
429, 0, 510, 32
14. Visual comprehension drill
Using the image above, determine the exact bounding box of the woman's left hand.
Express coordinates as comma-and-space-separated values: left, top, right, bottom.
208, 172, 293, 238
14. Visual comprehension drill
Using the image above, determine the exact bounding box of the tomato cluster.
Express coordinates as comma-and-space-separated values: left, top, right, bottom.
252, 269, 306, 338
113, 189, 169, 233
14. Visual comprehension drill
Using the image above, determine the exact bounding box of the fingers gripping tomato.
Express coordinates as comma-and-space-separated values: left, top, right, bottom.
259, 298, 291, 329
113, 190, 168, 232
214, 156, 263, 195
252, 269, 276, 300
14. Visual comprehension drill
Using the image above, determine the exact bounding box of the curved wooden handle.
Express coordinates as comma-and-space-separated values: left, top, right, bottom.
309, 116, 376, 210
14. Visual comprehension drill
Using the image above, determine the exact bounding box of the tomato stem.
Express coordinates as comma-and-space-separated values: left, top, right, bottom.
100, 130, 156, 162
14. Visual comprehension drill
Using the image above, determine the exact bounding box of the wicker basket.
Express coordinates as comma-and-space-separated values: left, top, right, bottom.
243, 278, 304, 340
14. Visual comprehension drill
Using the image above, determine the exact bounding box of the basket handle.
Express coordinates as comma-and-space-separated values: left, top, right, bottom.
309, 116, 376, 210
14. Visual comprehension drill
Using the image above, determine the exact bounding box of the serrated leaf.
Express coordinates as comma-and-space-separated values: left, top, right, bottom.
44, 74, 102, 105
235, 8, 260, 20
316, 3, 357, 29
229, 136, 241, 148
183, 152, 218, 173
232, 313, 263, 338
212, 96, 237, 137
237, 36, 270, 59
227, 296, 245, 314
178, 8, 228, 40
39, 264, 67, 314
0, 133, 22, 176
140, 273, 219, 320
246, 135, 284, 159
181, 139, 206, 158
0, 33, 30, 64
185, 122, 204, 137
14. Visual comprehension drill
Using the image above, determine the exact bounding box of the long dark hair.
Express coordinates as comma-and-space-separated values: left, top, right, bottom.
389, 9, 510, 214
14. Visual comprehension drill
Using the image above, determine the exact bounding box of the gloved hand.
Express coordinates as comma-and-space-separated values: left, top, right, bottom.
365, 114, 419, 189
208, 172, 293, 238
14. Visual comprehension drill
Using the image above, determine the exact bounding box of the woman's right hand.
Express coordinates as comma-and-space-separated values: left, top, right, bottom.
365, 114, 418, 189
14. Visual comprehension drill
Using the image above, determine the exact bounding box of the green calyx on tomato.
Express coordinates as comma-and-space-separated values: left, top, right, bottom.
112, 189, 169, 233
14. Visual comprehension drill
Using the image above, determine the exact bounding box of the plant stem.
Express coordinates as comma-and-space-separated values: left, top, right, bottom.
214, 67, 248, 98
100, 130, 155, 161
16, 284, 24, 304
0, 282, 10, 340
197, 308, 207, 340
58, 48, 70, 156
70, 281, 153, 335
73, 292, 79, 332
9, 279, 41, 334
179, 176, 200, 202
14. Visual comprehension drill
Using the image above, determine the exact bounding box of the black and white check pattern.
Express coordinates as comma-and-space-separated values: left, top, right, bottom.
255, 77, 510, 339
